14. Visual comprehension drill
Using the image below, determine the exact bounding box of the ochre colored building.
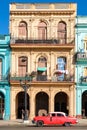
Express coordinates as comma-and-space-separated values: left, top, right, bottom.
9, 3, 77, 120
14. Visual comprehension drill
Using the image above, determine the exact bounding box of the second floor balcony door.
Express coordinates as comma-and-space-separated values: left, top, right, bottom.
18, 21, 28, 39
38, 22, 47, 40
18, 57, 28, 77
37, 56, 47, 81
57, 57, 66, 81
58, 21, 67, 44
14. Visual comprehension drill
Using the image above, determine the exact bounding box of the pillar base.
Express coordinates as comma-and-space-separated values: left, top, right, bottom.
23, 120, 29, 124
76, 115, 82, 119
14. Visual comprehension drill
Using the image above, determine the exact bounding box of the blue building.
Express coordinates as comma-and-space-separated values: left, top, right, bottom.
0, 35, 10, 120
75, 16, 87, 118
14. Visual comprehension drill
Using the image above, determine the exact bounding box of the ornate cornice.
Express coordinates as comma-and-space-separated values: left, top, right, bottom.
10, 80, 75, 86
10, 10, 75, 15
10, 44, 74, 51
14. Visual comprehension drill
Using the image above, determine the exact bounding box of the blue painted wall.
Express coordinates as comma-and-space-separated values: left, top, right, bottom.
75, 16, 87, 117
0, 35, 10, 120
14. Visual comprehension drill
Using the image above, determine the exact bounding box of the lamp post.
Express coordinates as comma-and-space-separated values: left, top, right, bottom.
19, 75, 31, 123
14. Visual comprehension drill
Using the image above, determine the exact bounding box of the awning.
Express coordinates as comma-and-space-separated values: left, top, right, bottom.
37, 67, 47, 72
54, 70, 68, 75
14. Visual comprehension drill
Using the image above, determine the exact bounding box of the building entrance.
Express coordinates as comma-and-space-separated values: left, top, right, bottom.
82, 90, 87, 118
55, 92, 68, 115
35, 92, 49, 116
0, 92, 4, 119
16, 92, 29, 119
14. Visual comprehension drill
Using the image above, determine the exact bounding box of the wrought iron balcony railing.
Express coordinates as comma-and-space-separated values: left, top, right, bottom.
11, 37, 75, 45
76, 52, 87, 62
80, 76, 87, 83
10, 73, 74, 82
37, 75, 47, 81
10, 75, 32, 81
0, 75, 9, 82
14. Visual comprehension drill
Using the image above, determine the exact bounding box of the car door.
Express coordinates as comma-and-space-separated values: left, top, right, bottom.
56, 113, 65, 125
45, 113, 57, 125
49, 113, 57, 124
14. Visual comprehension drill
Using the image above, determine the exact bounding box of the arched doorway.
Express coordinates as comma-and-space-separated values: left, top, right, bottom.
35, 92, 49, 116
18, 21, 28, 39
54, 92, 68, 115
58, 21, 67, 44
82, 90, 87, 118
0, 92, 4, 119
16, 92, 29, 119
38, 21, 47, 40
37, 56, 47, 81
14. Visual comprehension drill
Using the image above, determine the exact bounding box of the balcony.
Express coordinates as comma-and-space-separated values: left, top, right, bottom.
10, 74, 32, 81
37, 75, 47, 81
0, 75, 9, 83
76, 52, 87, 64
10, 37, 75, 50
10, 73, 74, 83
80, 76, 87, 85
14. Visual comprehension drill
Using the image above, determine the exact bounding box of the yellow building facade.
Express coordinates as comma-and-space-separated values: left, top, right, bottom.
9, 3, 77, 120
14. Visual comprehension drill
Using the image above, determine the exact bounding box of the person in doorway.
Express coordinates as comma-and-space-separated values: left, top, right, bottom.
22, 109, 25, 120
2, 110, 5, 120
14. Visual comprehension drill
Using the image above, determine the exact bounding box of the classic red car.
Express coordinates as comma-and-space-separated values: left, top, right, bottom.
32, 112, 78, 127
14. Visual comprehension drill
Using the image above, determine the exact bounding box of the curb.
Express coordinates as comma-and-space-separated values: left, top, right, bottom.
0, 119, 87, 126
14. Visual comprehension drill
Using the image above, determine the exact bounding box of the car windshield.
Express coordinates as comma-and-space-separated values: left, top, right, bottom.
65, 113, 68, 116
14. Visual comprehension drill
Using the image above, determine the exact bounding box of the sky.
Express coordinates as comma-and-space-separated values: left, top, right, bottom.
0, 0, 87, 35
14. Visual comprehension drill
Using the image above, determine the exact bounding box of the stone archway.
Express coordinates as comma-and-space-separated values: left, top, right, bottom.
16, 92, 29, 119
0, 92, 4, 119
82, 90, 87, 118
54, 92, 69, 115
35, 91, 49, 116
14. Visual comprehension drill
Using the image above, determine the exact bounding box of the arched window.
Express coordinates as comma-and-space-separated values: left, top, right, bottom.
18, 56, 28, 76
18, 21, 28, 39
37, 56, 47, 81
57, 57, 66, 81
38, 22, 47, 40
58, 21, 67, 44
38, 56, 47, 68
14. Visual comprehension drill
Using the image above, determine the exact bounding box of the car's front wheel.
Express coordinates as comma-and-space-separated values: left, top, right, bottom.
37, 121, 44, 127
64, 122, 70, 127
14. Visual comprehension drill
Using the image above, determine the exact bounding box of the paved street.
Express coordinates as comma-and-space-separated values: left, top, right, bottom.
0, 125, 87, 130
0, 118, 87, 127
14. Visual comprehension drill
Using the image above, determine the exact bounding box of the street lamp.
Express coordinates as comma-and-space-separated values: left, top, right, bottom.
19, 75, 31, 123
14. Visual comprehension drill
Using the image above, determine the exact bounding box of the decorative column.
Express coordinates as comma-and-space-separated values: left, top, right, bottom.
29, 89, 35, 120
10, 88, 16, 120
49, 88, 54, 112
4, 86, 10, 120
69, 85, 74, 116
76, 87, 82, 118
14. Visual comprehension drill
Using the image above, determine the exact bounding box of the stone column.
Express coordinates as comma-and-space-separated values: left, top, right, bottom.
76, 88, 82, 118
49, 88, 54, 112
4, 86, 10, 120
69, 85, 74, 116
29, 89, 35, 120
10, 88, 16, 119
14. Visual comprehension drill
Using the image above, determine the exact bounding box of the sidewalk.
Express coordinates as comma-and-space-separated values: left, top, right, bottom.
0, 119, 87, 126
0, 119, 33, 126
77, 119, 87, 126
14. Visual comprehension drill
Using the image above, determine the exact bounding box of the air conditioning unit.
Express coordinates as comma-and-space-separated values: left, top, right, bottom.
81, 54, 86, 58
77, 53, 86, 59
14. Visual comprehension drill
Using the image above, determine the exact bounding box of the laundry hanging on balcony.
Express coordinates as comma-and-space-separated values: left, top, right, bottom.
37, 67, 47, 72
54, 70, 68, 75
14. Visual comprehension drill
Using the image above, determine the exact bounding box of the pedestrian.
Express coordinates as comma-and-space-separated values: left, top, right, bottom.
2, 110, 5, 120
22, 109, 25, 120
